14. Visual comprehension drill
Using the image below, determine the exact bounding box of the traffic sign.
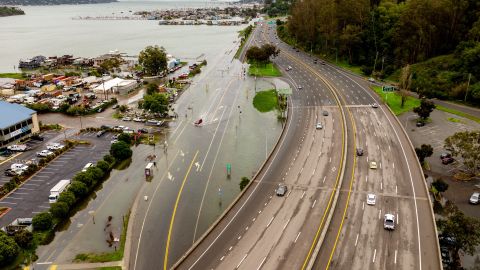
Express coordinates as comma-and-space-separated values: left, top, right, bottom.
382, 86, 395, 92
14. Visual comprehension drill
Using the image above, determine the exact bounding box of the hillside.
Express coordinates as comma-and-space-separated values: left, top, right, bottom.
0, 0, 115, 5
0, 6, 24, 16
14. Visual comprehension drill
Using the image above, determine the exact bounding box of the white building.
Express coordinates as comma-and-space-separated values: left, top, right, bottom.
93, 78, 138, 95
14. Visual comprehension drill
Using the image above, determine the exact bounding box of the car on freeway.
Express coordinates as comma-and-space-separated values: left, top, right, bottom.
368, 77, 375, 82
469, 192, 480, 204
316, 123, 323, 130
96, 130, 107, 137
47, 143, 64, 151
356, 148, 364, 156
276, 185, 288, 197
321, 61, 326, 65
367, 194, 376, 205
298, 85, 303, 90
322, 110, 329, 116
36, 150, 54, 157
285, 66, 292, 71
370, 161, 378, 169
122, 117, 132, 121
384, 214, 395, 230
371, 103, 379, 108
442, 157, 454, 165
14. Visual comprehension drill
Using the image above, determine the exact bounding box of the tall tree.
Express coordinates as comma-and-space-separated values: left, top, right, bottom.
444, 131, 480, 175
138, 45, 167, 76
413, 98, 435, 120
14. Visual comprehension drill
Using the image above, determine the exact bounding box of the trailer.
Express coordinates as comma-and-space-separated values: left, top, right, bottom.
49, 179, 71, 203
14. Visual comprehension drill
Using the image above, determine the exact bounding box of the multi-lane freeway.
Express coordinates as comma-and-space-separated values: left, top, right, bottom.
173, 20, 441, 270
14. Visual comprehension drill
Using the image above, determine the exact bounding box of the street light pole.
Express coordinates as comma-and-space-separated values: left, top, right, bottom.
464, 73, 471, 103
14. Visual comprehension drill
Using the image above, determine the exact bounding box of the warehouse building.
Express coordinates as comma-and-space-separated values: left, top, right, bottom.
0, 101, 40, 147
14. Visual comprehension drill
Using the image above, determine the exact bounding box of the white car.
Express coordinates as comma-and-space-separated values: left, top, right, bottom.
469, 192, 480, 204
110, 139, 119, 144
122, 117, 132, 121
11, 163, 28, 171
133, 117, 146, 122
371, 103, 379, 108
298, 85, 303, 89
316, 123, 323, 130
368, 77, 375, 83
370, 161, 378, 169
37, 150, 54, 157
7, 144, 28, 152
47, 143, 65, 151
384, 214, 395, 230
113, 125, 125, 131
367, 194, 376, 205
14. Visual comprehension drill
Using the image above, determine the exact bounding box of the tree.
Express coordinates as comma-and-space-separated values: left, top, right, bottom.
57, 191, 76, 207
413, 99, 436, 120
13, 229, 33, 248
103, 154, 115, 165
86, 167, 104, 183
0, 231, 19, 266
110, 141, 132, 161
239, 177, 250, 191
146, 83, 159, 95
96, 160, 110, 173
138, 45, 167, 76
118, 133, 132, 144
444, 131, 480, 174
399, 65, 412, 108
142, 93, 169, 114
50, 201, 70, 219
68, 181, 88, 198
32, 212, 52, 231
73, 172, 94, 187
437, 205, 480, 263
415, 144, 433, 164
432, 178, 449, 193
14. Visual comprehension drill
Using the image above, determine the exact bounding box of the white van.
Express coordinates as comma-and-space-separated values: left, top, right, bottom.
81, 162, 93, 172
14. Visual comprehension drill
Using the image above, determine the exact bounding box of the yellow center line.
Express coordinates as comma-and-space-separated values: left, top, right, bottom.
164, 150, 199, 270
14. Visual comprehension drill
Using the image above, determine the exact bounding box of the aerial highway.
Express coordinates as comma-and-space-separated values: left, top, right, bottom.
174, 20, 441, 270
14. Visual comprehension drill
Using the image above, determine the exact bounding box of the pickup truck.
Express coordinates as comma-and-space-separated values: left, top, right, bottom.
46, 143, 65, 151
7, 145, 29, 152
37, 150, 54, 157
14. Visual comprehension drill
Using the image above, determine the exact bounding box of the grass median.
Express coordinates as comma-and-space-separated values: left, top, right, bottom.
253, 89, 278, 113
248, 62, 281, 77
371, 86, 420, 115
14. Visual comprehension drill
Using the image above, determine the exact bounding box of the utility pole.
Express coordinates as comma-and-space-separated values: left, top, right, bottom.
464, 73, 471, 103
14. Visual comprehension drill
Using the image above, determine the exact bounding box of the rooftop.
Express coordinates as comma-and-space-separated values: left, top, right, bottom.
0, 101, 36, 129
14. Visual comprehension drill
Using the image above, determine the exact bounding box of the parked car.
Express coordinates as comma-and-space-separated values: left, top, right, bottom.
112, 104, 119, 109
101, 125, 112, 130
384, 214, 395, 230
31, 134, 44, 141
298, 85, 303, 90
96, 130, 106, 137
367, 194, 376, 205
81, 162, 93, 172
133, 117, 146, 122
122, 117, 132, 121
442, 157, 454, 165
276, 185, 288, 197
416, 121, 425, 127
138, 128, 148, 134
113, 126, 125, 131
440, 152, 451, 159
11, 163, 28, 171
469, 192, 480, 204
47, 143, 64, 151
7, 144, 29, 152
4, 169, 18, 177
110, 139, 119, 144
36, 150, 54, 157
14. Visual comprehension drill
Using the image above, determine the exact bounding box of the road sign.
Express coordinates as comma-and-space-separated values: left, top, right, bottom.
382, 85, 395, 92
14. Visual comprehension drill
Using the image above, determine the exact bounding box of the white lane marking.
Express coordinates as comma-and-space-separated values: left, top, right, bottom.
397, 213, 399, 224
256, 257, 267, 270
378, 209, 381, 219
237, 254, 248, 269
323, 176, 326, 183
286, 190, 292, 197
283, 219, 290, 230
394, 250, 397, 264
220, 256, 225, 261
355, 233, 359, 246
362, 202, 365, 210
393, 162, 395, 169
238, 235, 241, 240
267, 216, 274, 227
373, 249, 377, 263
396, 185, 398, 194
381, 182, 383, 190
252, 218, 256, 222
229, 246, 233, 251
294, 232, 301, 243
311, 200, 317, 208
312, 168, 316, 175
367, 156, 369, 163
245, 226, 249, 231
301, 191, 306, 199
365, 176, 368, 182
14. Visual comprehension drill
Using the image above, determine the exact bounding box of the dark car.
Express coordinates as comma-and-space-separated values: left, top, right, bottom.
440, 152, 451, 159
137, 128, 148, 134
31, 134, 44, 141
100, 125, 112, 130
416, 121, 425, 127
96, 130, 106, 137
356, 148, 364, 156
442, 157, 454, 165
4, 169, 17, 177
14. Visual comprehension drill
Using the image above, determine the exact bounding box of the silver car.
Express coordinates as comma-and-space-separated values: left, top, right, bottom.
469, 192, 480, 204
276, 185, 288, 197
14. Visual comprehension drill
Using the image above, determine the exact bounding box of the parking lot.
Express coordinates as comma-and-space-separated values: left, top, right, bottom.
0, 131, 112, 228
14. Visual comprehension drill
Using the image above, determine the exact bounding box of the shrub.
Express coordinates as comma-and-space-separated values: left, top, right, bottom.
68, 181, 88, 198
49, 202, 70, 219
103, 154, 115, 165
57, 191, 76, 207
73, 172, 93, 187
13, 229, 33, 248
86, 167, 104, 183
32, 212, 53, 231
110, 141, 133, 161
96, 160, 110, 173
0, 231, 19, 266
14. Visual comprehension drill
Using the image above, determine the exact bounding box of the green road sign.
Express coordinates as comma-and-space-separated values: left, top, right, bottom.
382, 86, 395, 92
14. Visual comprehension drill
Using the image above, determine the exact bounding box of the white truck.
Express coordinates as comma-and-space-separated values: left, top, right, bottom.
7, 144, 29, 152
49, 179, 71, 203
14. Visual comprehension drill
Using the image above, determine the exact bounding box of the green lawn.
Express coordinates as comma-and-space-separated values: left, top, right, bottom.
371, 86, 421, 115
437, 105, 480, 123
248, 62, 281, 77
334, 60, 363, 76
0, 73, 26, 79
253, 89, 278, 113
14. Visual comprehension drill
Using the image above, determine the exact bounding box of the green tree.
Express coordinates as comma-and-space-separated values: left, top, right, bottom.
57, 191, 76, 207
413, 99, 436, 120
73, 172, 93, 187
50, 202, 70, 219
68, 181, 88, 198
86, 167, 104, 183
432, 178, 449, 193
437, 205, 480, 262
0, 231, 19, 266
118, 133, 132, 144
444, 131, 480, 175
103, 154, 115, 165
239, 177, 250, 191
96, 160, 110, 173
146, 83, 159, 95
110, 141, 132, 161
415, 144, 433, 164
143, 93, 169, 114
138, 45, 167, 76
118, 105, 128, 113
13, 230, 33, 248
32, 212, 53, 231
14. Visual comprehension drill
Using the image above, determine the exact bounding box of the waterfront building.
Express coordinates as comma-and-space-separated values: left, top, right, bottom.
0, 101, 40, 147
